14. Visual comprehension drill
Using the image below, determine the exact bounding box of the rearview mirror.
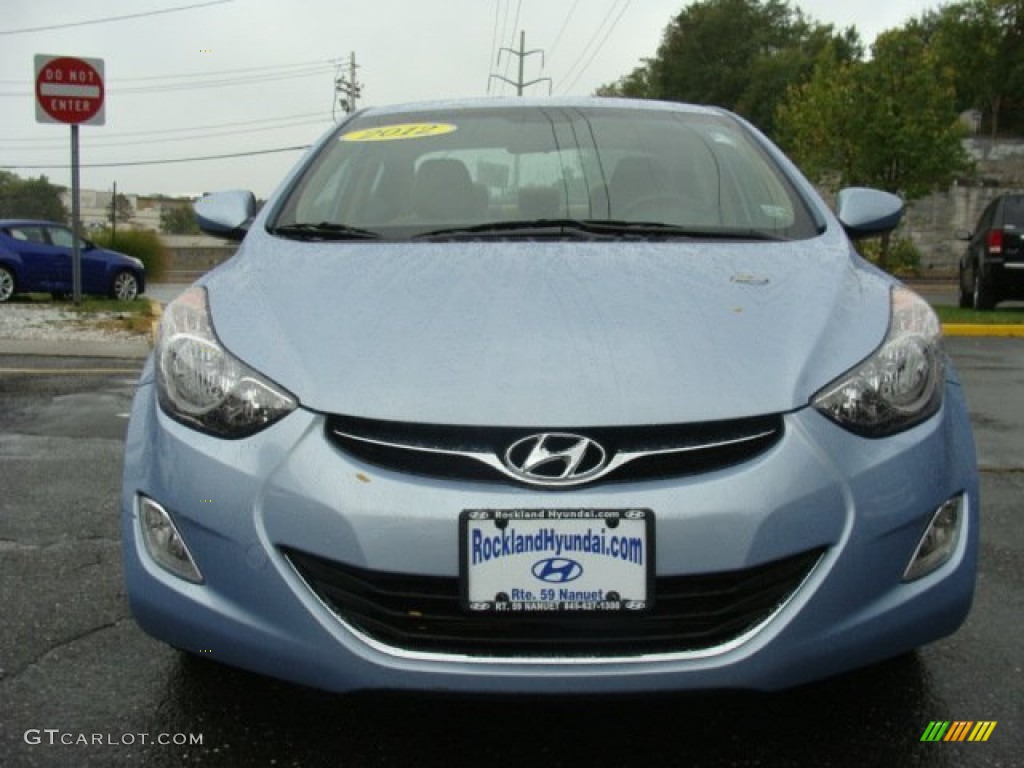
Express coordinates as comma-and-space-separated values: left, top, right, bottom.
195, 190, 256, 241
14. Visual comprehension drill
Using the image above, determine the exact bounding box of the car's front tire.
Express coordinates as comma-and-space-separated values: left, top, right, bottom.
0, 265, 15, 303
111, 270, 139, 301
972, 264, 995, 310
957, 264, 972, 308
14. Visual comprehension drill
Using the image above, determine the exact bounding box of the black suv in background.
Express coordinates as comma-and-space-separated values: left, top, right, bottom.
958, 193, 1024, 309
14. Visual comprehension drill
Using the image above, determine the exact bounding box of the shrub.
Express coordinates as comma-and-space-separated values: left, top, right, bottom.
856, 235, 922, 277
90, 228, 168, 282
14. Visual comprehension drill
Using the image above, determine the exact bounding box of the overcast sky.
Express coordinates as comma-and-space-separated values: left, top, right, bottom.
1, 0, 944, 199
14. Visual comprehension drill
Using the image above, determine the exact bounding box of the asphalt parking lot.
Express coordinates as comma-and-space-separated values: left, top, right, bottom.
0, 336, 1021, 767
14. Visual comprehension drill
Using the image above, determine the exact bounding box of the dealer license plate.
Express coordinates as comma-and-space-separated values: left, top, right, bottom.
460, 509, 653, 614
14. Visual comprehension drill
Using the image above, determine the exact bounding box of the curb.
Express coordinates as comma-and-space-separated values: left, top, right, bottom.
0, 338, 151, 359
943, 324, 1024, 338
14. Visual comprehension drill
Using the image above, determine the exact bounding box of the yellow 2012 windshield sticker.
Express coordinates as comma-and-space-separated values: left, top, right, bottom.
340, 123, 457, 142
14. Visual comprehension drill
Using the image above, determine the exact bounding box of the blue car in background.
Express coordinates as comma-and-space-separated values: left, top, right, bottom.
0, 219, 145, 302
122, 98, 978, 694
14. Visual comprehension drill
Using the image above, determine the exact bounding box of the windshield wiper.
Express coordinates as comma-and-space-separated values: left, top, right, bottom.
590, 220, 791, 241
413, 219, 608, 240
270, 222, 381, 240
413, 219, 789, 242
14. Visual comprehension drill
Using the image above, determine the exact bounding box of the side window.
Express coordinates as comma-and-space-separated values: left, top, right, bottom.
978, 200, 998, 234
9, 226, 46, 243
47, 227, 75, 248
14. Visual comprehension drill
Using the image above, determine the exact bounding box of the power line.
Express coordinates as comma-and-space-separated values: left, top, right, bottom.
112, 65, 334, 94
0, 111, 330, 142
561, 0, 632, 93
558, 0, 630, 94
487, 0, 502, 93
0, 64, 334, 98
0, 58, 338, 86
104, 59, 333, 83
0, 0, 233, 36
1, 145, 310, 170
2, 117, 330, 152
546, 0, 581, 65
495, 0, 512, 95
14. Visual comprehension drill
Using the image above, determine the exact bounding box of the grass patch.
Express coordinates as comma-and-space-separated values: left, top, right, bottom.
10, 292, 157, 336
65, 296, 156, 316
933, 305, 1024, 324
65, 296, 156, 335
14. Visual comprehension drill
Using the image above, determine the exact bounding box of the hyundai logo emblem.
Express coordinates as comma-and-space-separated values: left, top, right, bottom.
532, 557, 584, 584
503, 433, 608, 486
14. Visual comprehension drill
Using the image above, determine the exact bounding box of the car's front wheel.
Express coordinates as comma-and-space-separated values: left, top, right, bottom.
0, 265, 15, 303
972, 264, 995, 310
110, 270, 139, 301
957, 264, 972, 308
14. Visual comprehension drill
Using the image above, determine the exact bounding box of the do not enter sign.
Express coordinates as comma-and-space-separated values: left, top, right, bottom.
35, 54, 105, 126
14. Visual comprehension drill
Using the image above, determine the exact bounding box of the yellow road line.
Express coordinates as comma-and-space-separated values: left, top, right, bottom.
943, 324, 1024, 337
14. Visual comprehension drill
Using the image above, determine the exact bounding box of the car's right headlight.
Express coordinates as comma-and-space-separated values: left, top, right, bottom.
156, 286, 296, 438
812, 286, 944, 437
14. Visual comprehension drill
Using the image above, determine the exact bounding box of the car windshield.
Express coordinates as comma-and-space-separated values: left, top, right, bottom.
270, 105, 820, 241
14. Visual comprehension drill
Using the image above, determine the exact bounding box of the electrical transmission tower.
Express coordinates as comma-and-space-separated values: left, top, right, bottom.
334, 51, 362, 118
489, 31, 551, 96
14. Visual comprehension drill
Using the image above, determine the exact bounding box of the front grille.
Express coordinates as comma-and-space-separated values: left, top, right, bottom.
325, 414, 784, 488
284, 547, 824, 657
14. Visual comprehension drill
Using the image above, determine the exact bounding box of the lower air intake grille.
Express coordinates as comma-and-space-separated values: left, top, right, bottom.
284, 547, 823, 658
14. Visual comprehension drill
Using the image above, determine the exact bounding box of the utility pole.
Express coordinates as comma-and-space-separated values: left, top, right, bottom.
489, 31, 552, 96
110, 180, 116, 246
335, 51, 362, 118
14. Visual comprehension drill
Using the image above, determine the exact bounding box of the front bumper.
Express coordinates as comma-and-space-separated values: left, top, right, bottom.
121, 366, 978, 693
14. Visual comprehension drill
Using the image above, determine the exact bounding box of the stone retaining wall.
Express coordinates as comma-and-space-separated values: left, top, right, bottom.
903, 138, 1024, 274
159, 235, 235, 281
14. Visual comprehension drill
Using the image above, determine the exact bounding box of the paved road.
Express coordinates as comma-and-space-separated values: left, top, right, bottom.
0, 339, 1021, 767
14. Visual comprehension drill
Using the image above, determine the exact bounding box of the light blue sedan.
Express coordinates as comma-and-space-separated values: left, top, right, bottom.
121, 98, 978, 693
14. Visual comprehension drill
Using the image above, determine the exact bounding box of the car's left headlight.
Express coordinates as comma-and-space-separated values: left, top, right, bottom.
156, 285, 297, 438
812, 287, 944, 437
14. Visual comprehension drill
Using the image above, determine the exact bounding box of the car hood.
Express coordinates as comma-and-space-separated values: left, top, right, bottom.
204, 233, 892, 426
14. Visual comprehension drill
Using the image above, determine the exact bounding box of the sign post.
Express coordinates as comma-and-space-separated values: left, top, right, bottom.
34, 54, 105, 304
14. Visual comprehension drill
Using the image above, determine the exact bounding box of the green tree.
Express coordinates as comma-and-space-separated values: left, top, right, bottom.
109, 193, 134, 225
777, 26, 971, 269
596, 0, 859, 135
0, 171, 68, 221
595, 63, 653, 98
159, 204, 200, 234
777, 27, 969, 198
929, 0, 1024, 136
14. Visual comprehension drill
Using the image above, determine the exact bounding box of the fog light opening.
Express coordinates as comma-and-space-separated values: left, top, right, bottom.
903, 494, 965, 582
138, 496, 203, 583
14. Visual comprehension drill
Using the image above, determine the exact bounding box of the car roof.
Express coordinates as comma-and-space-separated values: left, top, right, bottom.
0, 219, 68, 228
355, 96, 726, 120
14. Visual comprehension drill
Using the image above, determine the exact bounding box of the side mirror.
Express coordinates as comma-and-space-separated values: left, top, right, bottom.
836, 187, 903, 240
195, 190, 256, 241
